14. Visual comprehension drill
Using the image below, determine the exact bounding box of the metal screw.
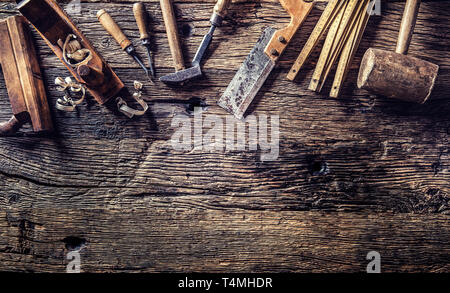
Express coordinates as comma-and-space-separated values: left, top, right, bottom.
270, 49, 279, 56
278, 36, 286, 43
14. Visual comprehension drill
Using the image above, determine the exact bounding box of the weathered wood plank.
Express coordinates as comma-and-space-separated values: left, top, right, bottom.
1, 208, 449, 272
0, 0, 448, 272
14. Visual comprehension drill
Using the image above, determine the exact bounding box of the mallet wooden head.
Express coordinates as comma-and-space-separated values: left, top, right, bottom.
0, 16, 53, 135
357, 0, 439, 104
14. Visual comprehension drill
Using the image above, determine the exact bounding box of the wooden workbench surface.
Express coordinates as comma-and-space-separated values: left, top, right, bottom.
0, 0, 448, 272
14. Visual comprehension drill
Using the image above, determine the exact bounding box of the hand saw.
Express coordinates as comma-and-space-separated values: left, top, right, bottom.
218, 0, 314, 120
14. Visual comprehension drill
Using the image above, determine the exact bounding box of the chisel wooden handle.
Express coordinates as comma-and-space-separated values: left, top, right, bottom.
264, 0, 314, 62
214, 0, 232, 17
133, 3, 150, 40
160, 0, 185, 71
396, 0, 421, 55
97, 9, 132, 50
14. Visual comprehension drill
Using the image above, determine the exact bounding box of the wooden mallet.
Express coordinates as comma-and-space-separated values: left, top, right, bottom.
357, 0, 439, 104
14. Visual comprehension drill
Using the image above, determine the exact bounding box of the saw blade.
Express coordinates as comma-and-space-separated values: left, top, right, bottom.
218, 27, 276, 120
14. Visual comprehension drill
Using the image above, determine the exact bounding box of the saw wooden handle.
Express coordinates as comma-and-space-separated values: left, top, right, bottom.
160, 0, 185, 71
264, 0, 314, 61
214, 0, 232, 17
134, 3, 150, 40
396, 0, 421, 55
97, 9, 132, 50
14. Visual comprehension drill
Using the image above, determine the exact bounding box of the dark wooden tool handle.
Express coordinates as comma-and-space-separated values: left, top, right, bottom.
134, 3, 150, 40
160, 0, 185, 71
0, 116, 24, 136
214, 0, 232, 17
396, 0, 421, 55
264, 0, 314, 61
97, 9, 132, 50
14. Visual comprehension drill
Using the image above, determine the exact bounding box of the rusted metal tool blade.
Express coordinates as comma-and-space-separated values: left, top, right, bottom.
218, 27, 276, 120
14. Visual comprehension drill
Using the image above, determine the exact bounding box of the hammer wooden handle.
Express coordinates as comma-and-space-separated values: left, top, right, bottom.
214, 0, 232, 17
133, 3, 150, 40
160, 0, 185, 71
97, 9, 132, 50
396, 0, 421, 55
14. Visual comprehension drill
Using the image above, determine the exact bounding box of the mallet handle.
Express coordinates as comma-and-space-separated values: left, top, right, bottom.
264, 0, 314, 62
160, 0, 185, 71
396, 0, 421, 55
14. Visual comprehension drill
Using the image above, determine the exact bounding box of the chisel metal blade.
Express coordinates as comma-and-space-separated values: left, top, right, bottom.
218, 27, 276, 120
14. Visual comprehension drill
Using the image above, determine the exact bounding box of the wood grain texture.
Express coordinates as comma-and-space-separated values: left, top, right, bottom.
0, 0, 449, 272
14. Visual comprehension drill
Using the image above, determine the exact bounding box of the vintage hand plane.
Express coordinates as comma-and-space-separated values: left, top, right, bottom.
0, 15, 53, 135
218, 0, 314, 120
16, 0, 124, 105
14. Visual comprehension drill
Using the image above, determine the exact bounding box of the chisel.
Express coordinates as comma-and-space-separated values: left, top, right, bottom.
193, 0, 232, 68
97, 9, 151, 79
133, 2, 155, 78
309, 0, 359, 92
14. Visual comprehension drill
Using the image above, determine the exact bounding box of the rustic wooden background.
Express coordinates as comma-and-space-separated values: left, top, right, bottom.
0, 0, 448, 272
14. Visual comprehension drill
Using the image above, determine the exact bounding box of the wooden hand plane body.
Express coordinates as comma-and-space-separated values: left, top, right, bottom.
0, 15, 53, 135
17, 0, 124, 105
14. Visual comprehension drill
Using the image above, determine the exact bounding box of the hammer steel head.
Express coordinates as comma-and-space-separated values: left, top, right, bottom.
159, 65, 203, 85
357, 48, 439, 104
